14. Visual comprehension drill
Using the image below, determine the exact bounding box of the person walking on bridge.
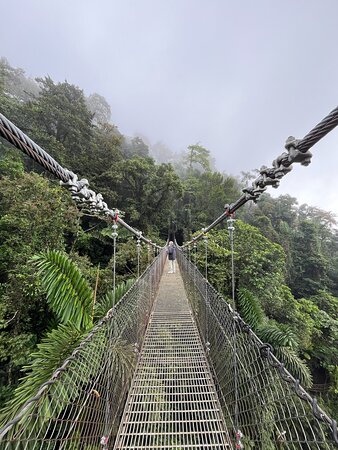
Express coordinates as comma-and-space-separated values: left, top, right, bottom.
167, 241, 176, 273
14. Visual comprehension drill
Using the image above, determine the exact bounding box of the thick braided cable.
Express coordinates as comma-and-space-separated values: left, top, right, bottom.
0, 113, 70, 182
183, 105, 338, 247
297, 105, 338, 152
0, 113, 162, 249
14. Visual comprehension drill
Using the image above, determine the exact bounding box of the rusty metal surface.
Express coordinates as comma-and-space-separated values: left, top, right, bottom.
114, 262, 232, 449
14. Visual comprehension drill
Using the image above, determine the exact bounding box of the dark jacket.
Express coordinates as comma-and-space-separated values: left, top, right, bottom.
167, 245, 176, 260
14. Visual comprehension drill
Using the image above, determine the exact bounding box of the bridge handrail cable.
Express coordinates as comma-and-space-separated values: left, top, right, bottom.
0, 112, 161, 249
0, 250, 166, 448
183, 105, 338, 247
177, 249, 338, 446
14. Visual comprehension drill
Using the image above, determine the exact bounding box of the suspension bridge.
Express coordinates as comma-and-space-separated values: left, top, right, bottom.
0, 109, 337, 449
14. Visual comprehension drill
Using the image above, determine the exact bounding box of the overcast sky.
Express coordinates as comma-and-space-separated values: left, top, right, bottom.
1, 0, 338, 216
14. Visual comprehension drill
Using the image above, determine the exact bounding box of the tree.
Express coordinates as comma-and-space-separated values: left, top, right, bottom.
309, 290, 338, 320
185, 143, 211, 173
28, 77, 93, 173
86, 92, 111, 125
0, 57, 40, 102
80, 123, 123, 197
188, 171, 241, 228
0, 171, 79, 403
0, 250, 134, 425
149, 141, 175, 164
0, 147, 25, 179
237, 288, 312, 387
290, 220, 328, 298
121, 136, 150, 159
0, 60, 31, 129
108, 157, 182, 232
293, 297, 338, 417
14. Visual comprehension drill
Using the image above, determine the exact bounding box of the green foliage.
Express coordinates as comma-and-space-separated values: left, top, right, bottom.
32, 250, 94, 330
0, 323, 83, 425
0, 57, 39, 102
195, 221, 286, 310
86, 92, 111, 125
0, 250, 136, 426
294, 298, 338, 384
0, 147, 24, 178
237, 288, 264, 329
1, 58, 337, 421
185, 143, 211, 173
290, 220, 329, 298
0, 171, 79, 401
181, 171, 241, 233
112, 157, 182, 231
309, 290, 338, 320
275, 346, 313, 388
121, 136, 149, 158
94, 278, 135, 319
31, 77, 93, 170
244, 194, 338, 299
176, 172, 242, 242
237, 288, 312, 387
257, 323, 299, 350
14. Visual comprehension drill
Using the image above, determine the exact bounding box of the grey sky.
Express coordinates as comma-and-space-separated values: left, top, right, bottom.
1, 0, 338, 216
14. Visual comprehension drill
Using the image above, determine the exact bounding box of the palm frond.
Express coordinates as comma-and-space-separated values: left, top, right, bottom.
32, 250, 93, 329
94, 278, 135, 320
276, 347, 313, 388
237, 288, 264, 329
257, 323, 298, 350
0, 323, 84, 426
110, 338, 137, 385
257, 322, 312, 388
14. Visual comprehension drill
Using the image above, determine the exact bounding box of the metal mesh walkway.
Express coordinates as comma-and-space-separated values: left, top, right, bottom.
114, 262, 232, 449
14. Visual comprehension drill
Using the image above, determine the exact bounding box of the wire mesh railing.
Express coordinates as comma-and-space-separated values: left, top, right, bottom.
0, 251, 166, 450
114, 265, 232, 449
177, 250, 338, 450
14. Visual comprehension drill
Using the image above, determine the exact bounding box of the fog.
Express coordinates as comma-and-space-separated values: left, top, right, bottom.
1, 0, 338, 214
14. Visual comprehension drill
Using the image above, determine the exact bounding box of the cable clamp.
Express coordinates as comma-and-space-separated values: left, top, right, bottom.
259, 343, 273, 359
272, 152, 293, 179
259, 165, 280, 188
285, 136, 312, 166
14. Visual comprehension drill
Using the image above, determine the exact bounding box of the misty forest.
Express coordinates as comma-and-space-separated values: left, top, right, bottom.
0, 56, 337, 432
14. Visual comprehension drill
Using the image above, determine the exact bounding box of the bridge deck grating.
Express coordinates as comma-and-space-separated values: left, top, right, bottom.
114, 262, 231, 449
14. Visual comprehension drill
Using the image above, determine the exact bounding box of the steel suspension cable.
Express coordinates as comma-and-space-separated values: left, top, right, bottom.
0, 112, 162, 249
112, 222, 118, 304
100, 221, 118, 448
228, 217, 236, 306
101, 322, 113, 450
203, 233, 209, 350
193, 241, 197, 308
177, 250, 338, 447
0, 112, 70, 182
227, 216, 242, 449
297, 105, 338, 152
183, 105, 338, 247
136, 236, 141, 278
